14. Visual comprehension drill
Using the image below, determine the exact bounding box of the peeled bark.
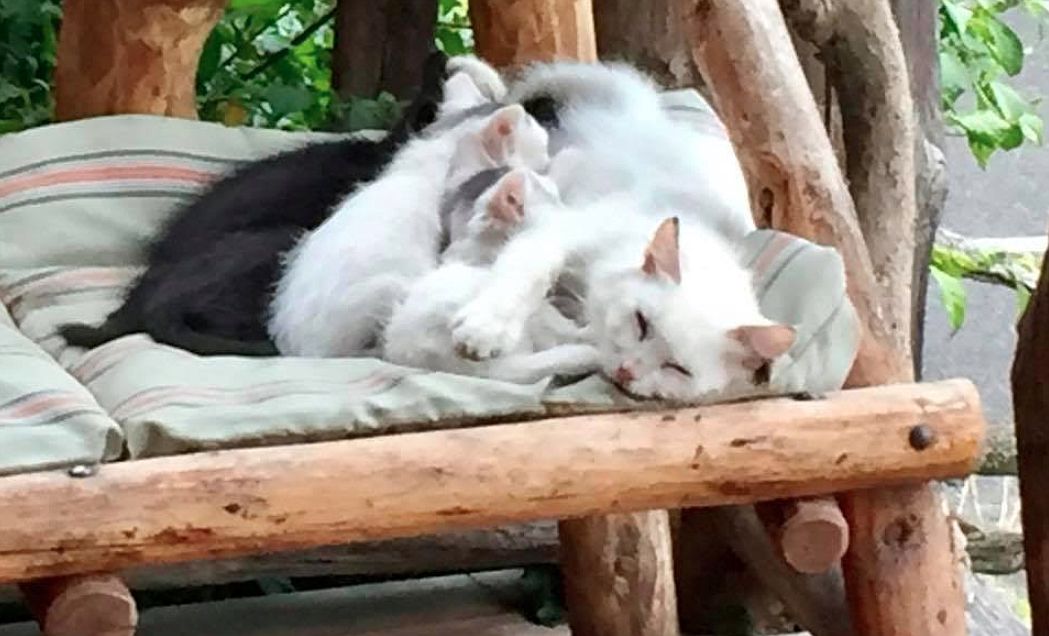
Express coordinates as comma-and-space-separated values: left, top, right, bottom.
54, 0, 226, 121
469, 0, 597, 68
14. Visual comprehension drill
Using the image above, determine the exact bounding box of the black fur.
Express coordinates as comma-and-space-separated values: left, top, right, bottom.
60, 51, 450, 356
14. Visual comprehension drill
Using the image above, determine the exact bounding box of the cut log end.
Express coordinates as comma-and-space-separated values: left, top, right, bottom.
21, 573, 138, 636
777, 498, 850, 574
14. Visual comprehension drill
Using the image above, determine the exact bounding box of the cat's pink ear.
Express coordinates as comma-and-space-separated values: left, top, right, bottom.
729, 324, 796, 370
641, 217, 682, 284
486, 171, 526, 225
481, 105, 526, 164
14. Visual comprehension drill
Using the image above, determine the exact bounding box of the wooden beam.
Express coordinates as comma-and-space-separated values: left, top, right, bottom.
679, 1, 968, 634
54, 0, 227, 121
0, 381, 981, 584
1012, 218, 1049, 636
468, 0, 597, 67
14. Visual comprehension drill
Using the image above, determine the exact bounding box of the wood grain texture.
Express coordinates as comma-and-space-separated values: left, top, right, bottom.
54, 0, 226, 120
0, 381, 981, 583
469, 0, 596, 67
20, 573, 137, 636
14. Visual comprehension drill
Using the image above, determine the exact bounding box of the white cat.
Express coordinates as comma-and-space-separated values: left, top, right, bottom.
451, 58, 756, 243
383, 168, 598, 383
451, 194, 795, 401
268, 71, 550, 357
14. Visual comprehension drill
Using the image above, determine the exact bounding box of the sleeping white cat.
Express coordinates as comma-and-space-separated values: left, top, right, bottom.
383, 167, 597, 383
451, 57, 757, 242
451, 191, 795, 401
269, 70, 550, 357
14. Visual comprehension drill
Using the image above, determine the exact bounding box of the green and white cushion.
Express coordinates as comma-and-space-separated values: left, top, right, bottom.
0, 92, 859, 474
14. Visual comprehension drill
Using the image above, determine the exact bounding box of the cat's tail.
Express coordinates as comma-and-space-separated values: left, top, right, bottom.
59, 307, 139, 349
144, 309, 279, 357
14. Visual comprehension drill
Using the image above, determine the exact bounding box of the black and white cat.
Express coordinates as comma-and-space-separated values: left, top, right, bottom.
268, 63, 550, 357
59, 51, 453, 356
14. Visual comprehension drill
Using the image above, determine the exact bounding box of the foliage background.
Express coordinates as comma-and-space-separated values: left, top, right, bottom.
0, 0, 472, 134
0, 0, 1043, 330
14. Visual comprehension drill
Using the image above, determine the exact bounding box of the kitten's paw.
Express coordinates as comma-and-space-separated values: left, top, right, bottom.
452, 301, 523, 361
447, 54, 507, 102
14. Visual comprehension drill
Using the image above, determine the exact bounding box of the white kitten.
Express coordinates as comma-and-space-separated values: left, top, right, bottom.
382, 169, 597, 383
499, 59, 756, 242
269, 72, 550, 357
451, 196, 795, 401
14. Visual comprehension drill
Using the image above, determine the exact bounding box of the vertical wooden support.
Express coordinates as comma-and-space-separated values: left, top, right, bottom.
1012, 224, 1049, 636
678, 0, 966, 634
21, 573, 138, 636
332, 0, 438, 100
468, 0, 597, 68
54, 0, 227, 121
469, 3, 677, 634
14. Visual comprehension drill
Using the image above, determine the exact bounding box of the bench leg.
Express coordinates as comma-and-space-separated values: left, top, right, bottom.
559, 511, 679, 636
20, 573, 138, 636
840, 484, 965, 635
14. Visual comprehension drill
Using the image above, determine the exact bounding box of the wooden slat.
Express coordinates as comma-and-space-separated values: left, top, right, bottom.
0, 380, 982, 583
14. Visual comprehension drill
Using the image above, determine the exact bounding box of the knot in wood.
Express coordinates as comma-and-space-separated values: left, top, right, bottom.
908, 424, 936, 451
67, 464, 98, 478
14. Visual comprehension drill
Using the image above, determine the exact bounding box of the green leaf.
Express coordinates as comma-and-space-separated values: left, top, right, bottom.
940, 49, 970, 101
263, 82, 314, 117
984, 14, 1025, 75
1020, 112, 1044, 143
989, 80, 1035, 120
930, 266, 968, 333
1017, 286, 1033, 316
228, 0, 285, 9
942, 0, 974, 35
950, 108, 1013, 144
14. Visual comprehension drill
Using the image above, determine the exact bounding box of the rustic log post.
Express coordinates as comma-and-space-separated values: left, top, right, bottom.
20, 574, 138, 636
469, 7, 675, 634
331, 0, 437, 101
468, 0, 597, 68
592, 0, 700, 88
1012, 222, 1049, 635
54, 0, 227, 121
679, 1, 969, 634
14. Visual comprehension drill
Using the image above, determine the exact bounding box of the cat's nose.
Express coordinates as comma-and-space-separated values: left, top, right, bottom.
613, 365, 635, 385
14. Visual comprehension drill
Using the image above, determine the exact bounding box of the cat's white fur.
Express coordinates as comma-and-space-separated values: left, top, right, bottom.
451, 189, 795, 401
382, 169, 598, 383
457, 58, 756, 242
269, 71, 549, 356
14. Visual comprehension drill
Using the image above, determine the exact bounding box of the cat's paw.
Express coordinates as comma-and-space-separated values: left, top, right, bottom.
452, 300, 524, 361
447, 54, 507, 102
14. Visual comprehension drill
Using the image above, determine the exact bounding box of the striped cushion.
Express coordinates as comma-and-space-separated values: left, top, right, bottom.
0, 95, 858, 472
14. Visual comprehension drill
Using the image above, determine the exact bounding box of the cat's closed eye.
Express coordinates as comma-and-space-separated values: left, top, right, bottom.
663, 362, 692, 377
635, 311, 649, 340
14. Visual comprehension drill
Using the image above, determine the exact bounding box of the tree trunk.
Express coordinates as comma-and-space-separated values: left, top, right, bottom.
469, 0, 597, 68
1012, 221, 1049, 636
679, 1, 967, 634
331, 0, 437, 101
592, 0, 700, 88
54, 0, 226, 121
889, 0, 948, 376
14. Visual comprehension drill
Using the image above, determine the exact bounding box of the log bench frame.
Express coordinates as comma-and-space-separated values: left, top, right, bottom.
13, 1, 985, 635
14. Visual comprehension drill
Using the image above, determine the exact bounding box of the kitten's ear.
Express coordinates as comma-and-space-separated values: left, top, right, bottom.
729, 324, 796, 370
486, 170, 527, 225
641, 217, 682, 284
481, 104, 527, 164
